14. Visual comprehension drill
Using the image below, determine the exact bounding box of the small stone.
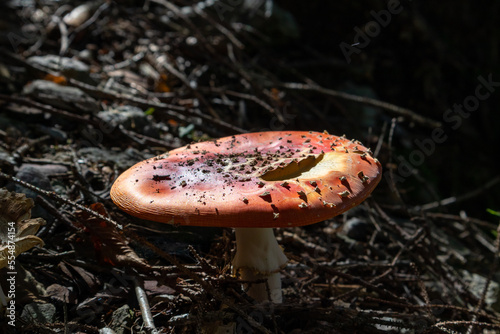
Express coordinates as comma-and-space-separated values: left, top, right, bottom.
343, 217, 374, 242
21, 303, 57, 324
97, 105, 151, 134
23, 80, 99, 113
108, 304, 133, 334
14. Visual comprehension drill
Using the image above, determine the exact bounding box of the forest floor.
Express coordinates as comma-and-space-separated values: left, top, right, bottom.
1, 1, 499, 333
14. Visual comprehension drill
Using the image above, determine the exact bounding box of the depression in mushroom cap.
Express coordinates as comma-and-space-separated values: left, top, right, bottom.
110, 131, 382, 227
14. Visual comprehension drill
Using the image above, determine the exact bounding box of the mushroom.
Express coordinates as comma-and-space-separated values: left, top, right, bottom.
110, 131, 382, 303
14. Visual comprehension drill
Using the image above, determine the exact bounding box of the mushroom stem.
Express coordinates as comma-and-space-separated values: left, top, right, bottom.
232, 228, 288, 303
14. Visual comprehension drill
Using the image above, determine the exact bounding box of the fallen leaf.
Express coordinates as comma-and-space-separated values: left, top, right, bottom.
46, 283, 76, 304
0, 188, 45, 269
76, 203, 151, 271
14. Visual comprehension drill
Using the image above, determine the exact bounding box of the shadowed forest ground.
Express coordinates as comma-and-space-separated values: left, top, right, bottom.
1, 0, 499, 333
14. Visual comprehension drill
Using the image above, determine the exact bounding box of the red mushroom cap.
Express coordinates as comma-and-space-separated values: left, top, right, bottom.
110, 131, 382, 228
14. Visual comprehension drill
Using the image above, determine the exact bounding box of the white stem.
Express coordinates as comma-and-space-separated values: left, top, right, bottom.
232, 228, 288, 303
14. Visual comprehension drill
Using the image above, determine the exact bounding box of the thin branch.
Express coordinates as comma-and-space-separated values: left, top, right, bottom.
133, 276, 159, 334
417, 175, 500, 211
281, 82, 442, 128
0, 171, 124, 231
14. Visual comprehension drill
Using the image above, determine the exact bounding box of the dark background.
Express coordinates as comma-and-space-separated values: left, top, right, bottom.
270, 0, 500, 219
